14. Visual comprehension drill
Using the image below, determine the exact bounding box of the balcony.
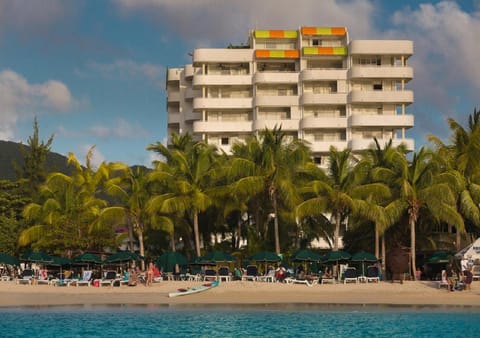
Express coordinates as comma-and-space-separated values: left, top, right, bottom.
255, 95, 299, 107
167, 68, 181, 81
185, 88, 201, 100
348, 90, 413, 104
253, 119, 299, 131
184, 111, 201, 122
348, 66, 413, 80
185, 64, 195, 78
308, 141, 348, 153
300, 69, 347, 81
349, 40, 413, 56
349, 138, 414, 151
254, 72, 298, 84
167, 91, 180, 102
193, 121, 253, 133
300, 117, 347, 129
168, 112, 180, 125
349, 114, 414, 128
193, 74, 252, 87
193, 97, 253, 110
301, 92, 347, 105
193, 49, 254, 66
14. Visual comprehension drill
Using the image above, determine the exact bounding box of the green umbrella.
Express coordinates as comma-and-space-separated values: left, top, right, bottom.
323, 250, 351, 263
291, 249, 322, 262
73, 253, 102, 265
0, 252, 20, 266
21, 251, 54, 264
351, 251, 378, 276
251, 251, 281, 262
157, 251, 188, 273
104, 251, 143, 264
427, 251, 452, 264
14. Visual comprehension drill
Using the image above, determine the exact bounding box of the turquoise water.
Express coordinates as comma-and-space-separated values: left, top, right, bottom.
1, 305, 479, 337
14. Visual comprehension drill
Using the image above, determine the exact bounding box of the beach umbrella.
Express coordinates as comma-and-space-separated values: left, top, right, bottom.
251, 251, 281, 262
323, 250, 351, 280
157, 251, 187, 273
73, 253, 102, 269
21, 251, 54, 264
0, 252, 20, 266
49, 256, 71, 278
351, 251, 378, 276
104, 251, 143, 264
426, 251, 452, 264
291, 249, 322, 262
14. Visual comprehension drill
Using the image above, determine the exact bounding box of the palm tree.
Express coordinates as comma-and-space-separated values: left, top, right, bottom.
375, 147, 464, 280
297, 146, 388, 252
147, 134, 220, 257
429, 108, 480, 248
229, 126, 311, 254
19, 149, 117, 255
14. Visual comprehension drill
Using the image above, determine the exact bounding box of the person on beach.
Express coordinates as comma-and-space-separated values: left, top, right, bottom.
146, 262, 154, 286
446, 264, 456, 292
275, 263, 286, 283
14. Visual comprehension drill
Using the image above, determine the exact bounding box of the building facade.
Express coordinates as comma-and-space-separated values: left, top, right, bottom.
166, 27, 414, 165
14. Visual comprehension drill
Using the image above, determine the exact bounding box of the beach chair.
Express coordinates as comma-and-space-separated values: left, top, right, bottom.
99, 271, 117, 287
37, 269, 51, 285
242, 265, 258, 281
437, 270, 449, 289
218, 266, 231, 282
472, 265, 480, 281
204, 269, 217, 281
343, 267, 358, 284
285, 276, 318, 287
71, 270, 92, 287
257, 269, 276, 283
366, 266, 380, 283
16, 269, 34, 285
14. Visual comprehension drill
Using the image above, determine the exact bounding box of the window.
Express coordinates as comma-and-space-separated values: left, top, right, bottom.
312, 39, 320, 46
373, 83, 382, 91
221, 137, 229, 145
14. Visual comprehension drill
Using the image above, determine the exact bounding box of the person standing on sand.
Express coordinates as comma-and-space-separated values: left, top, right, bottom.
146, 262, 154, 286
446, 264, 456, 292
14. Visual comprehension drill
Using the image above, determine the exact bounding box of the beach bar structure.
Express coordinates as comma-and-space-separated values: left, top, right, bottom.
166, 26, 414, 166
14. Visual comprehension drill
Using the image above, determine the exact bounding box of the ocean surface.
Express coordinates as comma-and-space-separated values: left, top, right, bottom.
1, 304, 479, 337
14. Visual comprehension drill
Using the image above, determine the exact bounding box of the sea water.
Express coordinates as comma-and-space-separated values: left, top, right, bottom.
0, 304, 479, 337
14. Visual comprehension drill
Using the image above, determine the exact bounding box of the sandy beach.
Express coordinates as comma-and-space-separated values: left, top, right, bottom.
1, 280, 479, 308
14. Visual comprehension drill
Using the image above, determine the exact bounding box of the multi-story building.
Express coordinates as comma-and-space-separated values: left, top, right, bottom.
166, 27, 414, 165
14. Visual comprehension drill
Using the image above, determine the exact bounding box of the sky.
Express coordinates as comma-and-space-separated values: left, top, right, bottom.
1, 0, 480, 167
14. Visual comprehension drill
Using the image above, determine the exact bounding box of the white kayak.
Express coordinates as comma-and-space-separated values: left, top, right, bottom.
168, 280, 219, 298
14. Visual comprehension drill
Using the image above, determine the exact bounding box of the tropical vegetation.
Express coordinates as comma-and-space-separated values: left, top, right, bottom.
1, 110, 480, 280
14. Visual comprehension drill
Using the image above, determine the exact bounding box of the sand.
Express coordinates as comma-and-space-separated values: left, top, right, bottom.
1, 280, 479, 308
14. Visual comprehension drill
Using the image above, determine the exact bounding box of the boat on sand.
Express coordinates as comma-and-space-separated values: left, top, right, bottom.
168, 280, 219, 298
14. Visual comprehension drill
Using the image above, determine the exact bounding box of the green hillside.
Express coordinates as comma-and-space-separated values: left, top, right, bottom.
0, 140, 71, 180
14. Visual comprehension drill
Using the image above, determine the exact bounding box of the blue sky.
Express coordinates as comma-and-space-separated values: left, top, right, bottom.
1, 0, 479, 167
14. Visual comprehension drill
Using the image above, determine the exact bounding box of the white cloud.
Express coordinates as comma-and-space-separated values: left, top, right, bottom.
0, 0, 73, 37
0, 69, 74, 140
114, 0, 377, 44
86, 59, 165, 87
89, 118, 150, 139
388, 1, 480, 138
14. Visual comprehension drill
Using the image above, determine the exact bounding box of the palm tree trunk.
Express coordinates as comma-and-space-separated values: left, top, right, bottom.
456, 230, 461, 251
193, 211, 201, 257
381, 234, 386, 281
334, 211, 341, 251
375, 223, 379, 259
128, 221, 135, 253
170, 229, 176, 252
137, 227, 145, 271
273, 194, 280, 255
410, 218, 417, 281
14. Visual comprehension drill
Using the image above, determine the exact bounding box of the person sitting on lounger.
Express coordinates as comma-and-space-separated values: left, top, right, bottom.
275, 263, 286, 283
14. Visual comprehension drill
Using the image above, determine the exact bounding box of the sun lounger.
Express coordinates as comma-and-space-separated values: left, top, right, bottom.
472, 265, 480, 281
218, 266, 231, 282
438, 270, 449, 289
366, 266, 380, 283
16, 269, 34, 285
242, 265, 258, 281
343, 267, 358, 284
204, 269, 217, 281
69, 270, 92, 287
98, 271, 117, 287
257, 269, 276, 283
285, 277, 318, 287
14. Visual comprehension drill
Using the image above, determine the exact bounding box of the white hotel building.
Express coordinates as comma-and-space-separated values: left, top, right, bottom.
166, 27, 414, 164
